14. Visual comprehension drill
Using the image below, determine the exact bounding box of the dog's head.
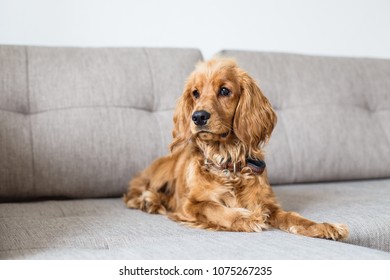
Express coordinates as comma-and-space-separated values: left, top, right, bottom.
170, 58, 277, 155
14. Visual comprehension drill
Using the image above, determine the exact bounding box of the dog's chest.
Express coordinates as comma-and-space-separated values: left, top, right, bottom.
212, 172, 260, 208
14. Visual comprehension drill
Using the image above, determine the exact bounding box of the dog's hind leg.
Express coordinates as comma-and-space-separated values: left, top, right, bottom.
123, 155, 176, 214
124, 174, 167, 214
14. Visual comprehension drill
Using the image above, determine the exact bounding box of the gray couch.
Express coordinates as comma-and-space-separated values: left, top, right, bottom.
0, 45, 389, 259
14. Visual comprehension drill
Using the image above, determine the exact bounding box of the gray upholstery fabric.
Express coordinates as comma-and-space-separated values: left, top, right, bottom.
219, 50, 390, 184
0, 46, 202, 200
1, 179, 389, 259
275, 179, 390, 252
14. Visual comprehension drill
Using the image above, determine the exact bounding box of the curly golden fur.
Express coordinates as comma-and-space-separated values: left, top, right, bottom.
124, 58, 349, 240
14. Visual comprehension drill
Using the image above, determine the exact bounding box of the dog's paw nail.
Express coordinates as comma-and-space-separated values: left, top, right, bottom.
331, 223, 349, 240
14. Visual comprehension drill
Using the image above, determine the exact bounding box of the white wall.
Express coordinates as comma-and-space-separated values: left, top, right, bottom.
1, 0, 389, 59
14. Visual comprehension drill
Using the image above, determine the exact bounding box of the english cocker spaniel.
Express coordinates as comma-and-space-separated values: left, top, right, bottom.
124, 58, 349, 240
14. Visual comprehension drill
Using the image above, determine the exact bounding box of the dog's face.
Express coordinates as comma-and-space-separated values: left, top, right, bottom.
188, 59, 241, 142
170, 58, 277, 153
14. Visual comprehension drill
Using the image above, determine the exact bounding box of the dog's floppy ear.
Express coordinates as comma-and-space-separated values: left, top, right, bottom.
170, 78, 195, 152
233, 71, 277, 153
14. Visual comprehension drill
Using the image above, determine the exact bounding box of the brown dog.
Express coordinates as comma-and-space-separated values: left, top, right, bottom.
124, 58, 349, 240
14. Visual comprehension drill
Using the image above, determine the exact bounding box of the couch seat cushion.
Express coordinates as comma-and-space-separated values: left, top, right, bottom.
1, 179, 389, 259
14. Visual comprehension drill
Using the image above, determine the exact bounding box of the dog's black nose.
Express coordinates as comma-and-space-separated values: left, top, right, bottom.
192, 110, 210, 126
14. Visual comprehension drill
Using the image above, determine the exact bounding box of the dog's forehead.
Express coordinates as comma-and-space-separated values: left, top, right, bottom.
193, 59, 239, 85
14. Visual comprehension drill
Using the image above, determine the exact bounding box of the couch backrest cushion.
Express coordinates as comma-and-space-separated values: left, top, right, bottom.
220, 50, 390, 184
0, 46, 202, 201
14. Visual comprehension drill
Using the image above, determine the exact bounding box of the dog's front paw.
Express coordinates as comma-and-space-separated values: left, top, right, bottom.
304, 223, 349, 240
231, 209, 268, 232
319, 223, 349, 240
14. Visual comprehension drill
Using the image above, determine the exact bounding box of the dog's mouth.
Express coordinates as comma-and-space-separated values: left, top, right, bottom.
196, 130, 230, 141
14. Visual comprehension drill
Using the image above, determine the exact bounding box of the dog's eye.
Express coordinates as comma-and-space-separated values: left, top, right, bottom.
219, 87, 231, 97
192, 89, 200, 99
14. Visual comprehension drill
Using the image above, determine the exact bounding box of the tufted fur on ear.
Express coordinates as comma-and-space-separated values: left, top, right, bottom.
170, 78, 195, 152
233, 71, 277, 157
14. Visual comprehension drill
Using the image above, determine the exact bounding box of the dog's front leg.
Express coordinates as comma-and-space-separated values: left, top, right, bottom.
268, 209, 349, 240
175, 159, 267, 232
182, 199, 268, 232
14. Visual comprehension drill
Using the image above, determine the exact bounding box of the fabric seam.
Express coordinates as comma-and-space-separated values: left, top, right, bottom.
278, 111, 297, 183
142, 48, 168, 155
25, 47, 36, 196
0, 105, 174, 115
